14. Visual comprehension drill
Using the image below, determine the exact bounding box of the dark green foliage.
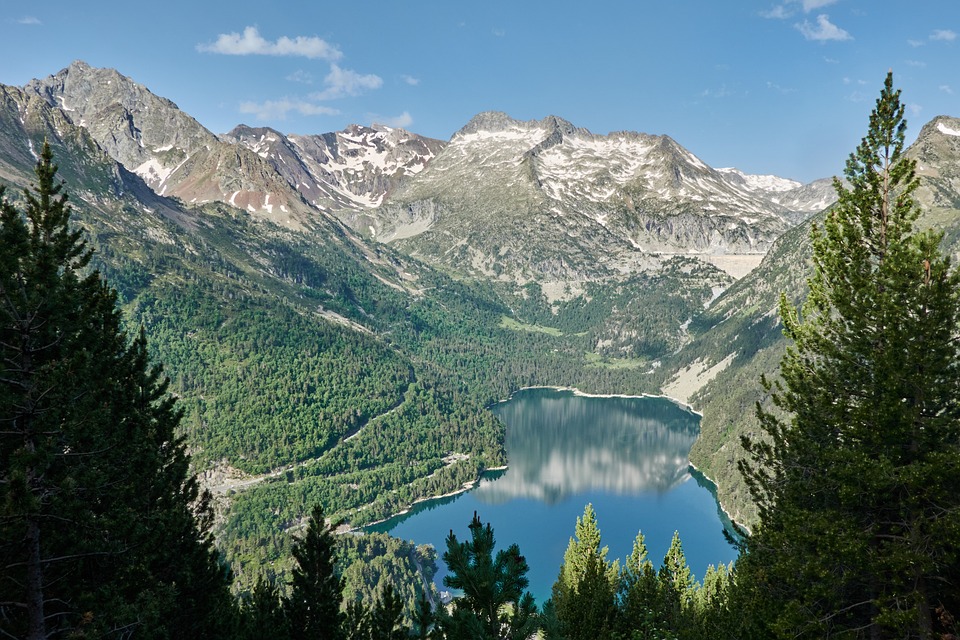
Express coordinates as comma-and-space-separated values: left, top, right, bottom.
286, 504, 346, 640
544, 508, 735, 640
411, 591, 434, 640
338, 532, 439, 626
739, 73, 960, 638
435, 512, 539, 640
551, 504, 618, 640
0, 143, 234, 639
239, 577, 288, 640
369, 584, 407, 640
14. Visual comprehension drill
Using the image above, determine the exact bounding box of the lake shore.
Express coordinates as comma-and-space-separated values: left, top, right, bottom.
493, 385, 749, 535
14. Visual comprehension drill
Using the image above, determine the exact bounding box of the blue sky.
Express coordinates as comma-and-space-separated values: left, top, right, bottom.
1, 0, 956, 182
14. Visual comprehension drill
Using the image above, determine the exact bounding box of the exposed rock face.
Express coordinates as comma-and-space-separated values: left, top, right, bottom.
14, 62, 834, 289
370, 112, 834, 283
22, 62, 445, 231
225, 123, 445, 232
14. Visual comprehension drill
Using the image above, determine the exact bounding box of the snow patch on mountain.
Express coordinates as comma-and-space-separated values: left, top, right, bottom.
716, 167, 802, 192
938, 121, 960, 137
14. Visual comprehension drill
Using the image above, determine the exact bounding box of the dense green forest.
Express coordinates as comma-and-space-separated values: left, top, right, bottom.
2, 75, 959, 638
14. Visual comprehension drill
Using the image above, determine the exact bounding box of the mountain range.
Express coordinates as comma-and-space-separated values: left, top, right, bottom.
3, 60, 958, 580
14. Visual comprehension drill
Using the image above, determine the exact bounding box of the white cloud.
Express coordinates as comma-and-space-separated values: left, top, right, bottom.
760, 5, 792, 19
401, 74, 420, 86
930, 29, 957, 42
17, 16, 41, 25
239, 98, 339, 121
492, 28, 506, 37
908, 39, 925, 47
905, 59, 926, 68
941, 85, 955, 95
801, 0, 838, 11
908, 103, 923, 117
797, 14, 852, 41
286, 70, 314, 84
762, 0, 837, 18
311, 64, 382, 101
377, 111, 414, 128
198, 26, 342, 60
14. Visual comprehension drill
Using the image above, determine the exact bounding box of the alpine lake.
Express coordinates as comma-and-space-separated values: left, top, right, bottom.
366, 387, 739, 605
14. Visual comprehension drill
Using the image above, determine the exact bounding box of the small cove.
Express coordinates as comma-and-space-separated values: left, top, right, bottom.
367, 387, 739, 604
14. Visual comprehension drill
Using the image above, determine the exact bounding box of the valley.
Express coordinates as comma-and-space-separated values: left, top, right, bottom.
2, 60, 959, 596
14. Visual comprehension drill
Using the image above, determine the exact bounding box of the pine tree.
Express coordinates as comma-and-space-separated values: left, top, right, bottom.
551, 504, 618, 640
657, 531, 694, 634
436, 512, 538, 640
0, 142, 234, 639
411, 591, 433, 640
739, 72, 960, 638
286, 503, 346, 640
240, 577, 288, 640
368, 584, 407, 640
618, 530, 662, 638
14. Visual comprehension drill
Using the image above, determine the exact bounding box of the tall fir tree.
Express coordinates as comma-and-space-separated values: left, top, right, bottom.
551, 504, 618, 640
0, 142, 234, 639
286, 503, 346, 640
739, 73, 960, 638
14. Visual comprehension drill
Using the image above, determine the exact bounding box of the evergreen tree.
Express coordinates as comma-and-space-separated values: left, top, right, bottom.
618, 531, 665, 639
739, 72, 960, 638
435, 512, 538, 640
240, 576, 288, 640
368, 584, 407, 640
343, 600, 371, 640
551, 504, 618, 640
0, 142, 234, 639
410, 591, 433, 640
657, 531, 694, 634
286, 503, 346, 640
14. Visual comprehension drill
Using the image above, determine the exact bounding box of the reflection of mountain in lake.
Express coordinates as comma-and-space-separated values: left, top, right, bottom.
476, 389, 701, 505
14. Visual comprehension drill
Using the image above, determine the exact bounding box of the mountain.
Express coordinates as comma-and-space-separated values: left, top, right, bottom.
225, 123, 445, 229
371, 112, 832, 288
2, 60, 875, 584
22, 61, 445, 231
660, 114, 960, 526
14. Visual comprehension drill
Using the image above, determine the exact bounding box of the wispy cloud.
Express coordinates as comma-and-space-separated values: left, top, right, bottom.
761, 0, 838, 18
400, 74, 420, 86
239, 98, 339, 121
801, 0, 838, 11
941, 85, 955, 95
930, 29, 957, 42
908, 103, 923, 117
797, 14, 852, 41
760, 5, 792, 19
17, 16, 41, 25
310, 64, 382, 101
700, 84, 735, 99
905, 59, 927, 68
492, 28, 506, 37
767, 81, 798, 94
286, 70, 314, 84
198, 26, 342, 60
374, 111, 414, 128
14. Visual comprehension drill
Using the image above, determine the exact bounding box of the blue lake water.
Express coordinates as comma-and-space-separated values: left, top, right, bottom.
367, 387, 738, 605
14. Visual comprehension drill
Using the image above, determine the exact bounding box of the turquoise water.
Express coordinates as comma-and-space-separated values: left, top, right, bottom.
367, 388, 738, 605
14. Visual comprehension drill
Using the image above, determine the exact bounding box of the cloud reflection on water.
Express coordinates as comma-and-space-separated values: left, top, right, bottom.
475, 390, 701, 505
